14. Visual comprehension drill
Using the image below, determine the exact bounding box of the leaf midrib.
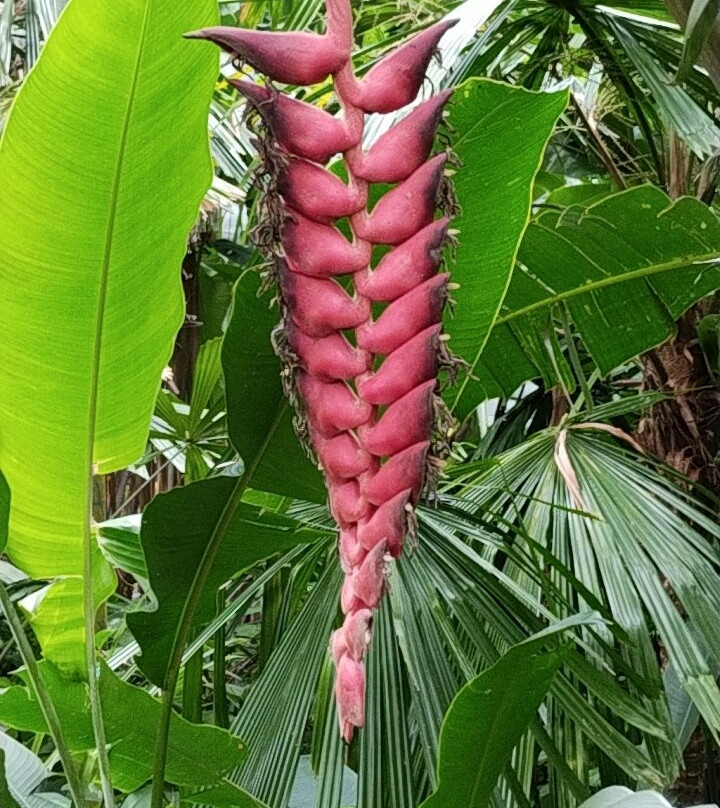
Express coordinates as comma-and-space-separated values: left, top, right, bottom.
494, 251, 720, 326
86, 0, 152, 473
81, 1, 153, 798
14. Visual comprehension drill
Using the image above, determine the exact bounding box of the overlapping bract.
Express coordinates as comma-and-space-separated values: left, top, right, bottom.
189, 0, 459, 741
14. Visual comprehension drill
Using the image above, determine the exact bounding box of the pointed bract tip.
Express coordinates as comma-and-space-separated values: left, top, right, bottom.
183, 28, 209, 40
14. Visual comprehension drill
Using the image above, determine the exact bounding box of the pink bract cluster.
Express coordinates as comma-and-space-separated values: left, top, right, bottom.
188, 0, 459, 742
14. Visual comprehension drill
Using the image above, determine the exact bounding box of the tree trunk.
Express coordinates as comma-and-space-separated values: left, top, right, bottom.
638, 304, 720, 491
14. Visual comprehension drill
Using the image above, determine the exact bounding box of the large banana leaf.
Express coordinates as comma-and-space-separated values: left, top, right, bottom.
0, 0, 217, 669
476, 187, 720, 399
445, 79, 568, 418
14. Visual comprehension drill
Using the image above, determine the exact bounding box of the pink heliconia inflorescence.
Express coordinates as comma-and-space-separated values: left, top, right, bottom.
189, 0, 459, 743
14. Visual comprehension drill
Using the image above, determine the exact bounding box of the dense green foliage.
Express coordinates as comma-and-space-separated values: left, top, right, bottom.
0, 0, 719, 806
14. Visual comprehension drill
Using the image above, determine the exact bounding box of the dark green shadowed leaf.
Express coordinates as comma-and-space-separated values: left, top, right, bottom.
445, 78, 569, 418
420, 635, 569, 808
127, 476, 329, 686
673, 0, 720, 84
223, 270, 324, 502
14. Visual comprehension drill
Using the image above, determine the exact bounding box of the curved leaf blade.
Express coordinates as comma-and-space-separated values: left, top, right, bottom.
420, 635, 568, 808
446, 78, 568, 417
0, 0, 218, 666
0, 661, 254, 795
477, 187, 720, 398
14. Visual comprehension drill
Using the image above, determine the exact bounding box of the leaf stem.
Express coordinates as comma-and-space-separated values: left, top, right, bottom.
213, 589, 229, 729
0, 581, 89, 808
84, 507, 116, 808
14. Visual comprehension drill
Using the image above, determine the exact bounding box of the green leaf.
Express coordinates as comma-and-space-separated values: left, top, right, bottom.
96, 516, 148, 588
457, 428, 720, 744
223, 270, 324, 502
698, 313, 720, 374
24, 545, 116, 669
179, 782, 268, 808
25, 797, 72, 808
188, 337, 224, 436
229, 563, 342, 808
608, 18, 720, 158
477, 186, 720, 398
420, 635, 568, 808
446, 78, 569, 417
673, 0, 720, 84
121, 788, 152, 808
0, 0, 218, 669
0, 750, 20, 808
127, 476, 329, 686
0, 661, 254, 795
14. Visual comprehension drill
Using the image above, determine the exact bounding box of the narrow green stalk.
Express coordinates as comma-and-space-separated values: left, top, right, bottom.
213, 589, 229, 729
0, 582, 88, 808
150, 405, 288, 808
84, 493, 116, 808
180, 646, 204, 802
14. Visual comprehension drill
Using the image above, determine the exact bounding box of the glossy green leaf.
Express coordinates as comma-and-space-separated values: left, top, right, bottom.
477, 187, 720, 398
223, 270, 324, 502
0, 0, 217, 669
0, 661, 254, 796
127, 476, 329, 686
446, 78, 569, 417
420, 635, 568, 808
